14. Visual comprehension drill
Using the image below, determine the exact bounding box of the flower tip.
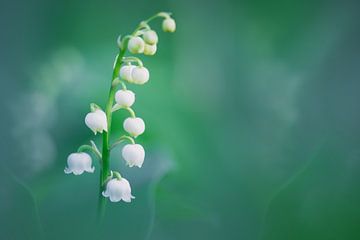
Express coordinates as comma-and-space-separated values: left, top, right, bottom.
102, 177, 134, 203
143, 30, 158, 45
73, 170, 84, 175
122, 198, 132, 203
162, 18, 176, 32
119, 65, 136, 82
144, 44, 157, 56
85, 109, 107, 135
65, 152, 94, 176
122, 143, 145, 168
115, 90, 136, 108
122, 194, 136, 203
131, 67, 149, 85
128, 36, 145, 54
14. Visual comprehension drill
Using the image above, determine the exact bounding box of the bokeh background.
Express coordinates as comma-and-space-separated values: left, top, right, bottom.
1, 0, 360, 239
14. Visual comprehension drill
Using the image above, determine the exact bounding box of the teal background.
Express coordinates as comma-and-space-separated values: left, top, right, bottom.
1, 0, 360, 239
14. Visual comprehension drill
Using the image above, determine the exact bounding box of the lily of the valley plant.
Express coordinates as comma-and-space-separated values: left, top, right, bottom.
64, 12, 176, 218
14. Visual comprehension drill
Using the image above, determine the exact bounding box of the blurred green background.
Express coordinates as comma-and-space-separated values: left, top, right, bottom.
1, 0, 360, 239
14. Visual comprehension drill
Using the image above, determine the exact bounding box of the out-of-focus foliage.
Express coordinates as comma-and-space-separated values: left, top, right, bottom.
1, 0, 360, 239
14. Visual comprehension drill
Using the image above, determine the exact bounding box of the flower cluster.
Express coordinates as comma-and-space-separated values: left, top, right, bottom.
64, 12, 175, 206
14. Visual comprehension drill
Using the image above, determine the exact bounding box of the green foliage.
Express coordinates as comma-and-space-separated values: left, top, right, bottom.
1, 0, 360, 239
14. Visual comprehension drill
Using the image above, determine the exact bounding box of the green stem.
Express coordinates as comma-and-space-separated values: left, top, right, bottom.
143, 12, 171, 24
97, 45, 128, 222
77, 144, 102, 160
111, 104, 136, 117
96, 12, 165, 221
125, 107, 136, 118
122, 56, 143, 66
113, 171, 122, 180
110, 135, 135, 150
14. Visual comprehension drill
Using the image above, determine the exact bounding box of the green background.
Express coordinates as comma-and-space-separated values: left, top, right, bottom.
1, 0, 360, 239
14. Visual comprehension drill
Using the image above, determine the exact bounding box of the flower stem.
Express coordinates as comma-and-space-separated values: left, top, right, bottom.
96, 12, 162, 221
97, 46, 128, 222
77, 144, 102, 160
110, 135, 135, 150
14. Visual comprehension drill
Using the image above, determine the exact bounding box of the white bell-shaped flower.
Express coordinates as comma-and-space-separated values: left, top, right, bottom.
119, 64, 135, 82
102, 178, 135, 202
131, 66, 149, 84
162, 18, 176, 32
85, 109, 108, 134
115, 89, 135, 107
143, 30, 158, 45
128, 36, 145, 54
144, 44, 157, 56
123, 117, 145, 137
64, 152, 94, 175
122, 144, 145, 167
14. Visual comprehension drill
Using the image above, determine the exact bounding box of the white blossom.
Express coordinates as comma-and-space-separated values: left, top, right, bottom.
144, 44, 157, 56
162, 18, 176, 32
122, 144, 145, 167
143, 30, 158, 45
131, 66, 149, 84
119, 64, 136, 82
64, 152, 94, 175
115, 89, 135, 107
102, 178, 135, 202
85, 109, 108, 134
123, 117, 145, 137
128, 36, 145, 54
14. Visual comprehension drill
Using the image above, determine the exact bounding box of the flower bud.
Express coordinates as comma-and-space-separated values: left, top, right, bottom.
131, 66, 149, 84
64, 152, 94, 175
85, 109, 108, 134
122, 144, 145, 168
143, 30, 158, 45
123, 117, 145, 137
162, 18, 176, 32
115, 89, 135, 107
128, 36, 145, 54
144, 44, 157, 56
102, 178, 135, 202
119, 64, 135, 82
